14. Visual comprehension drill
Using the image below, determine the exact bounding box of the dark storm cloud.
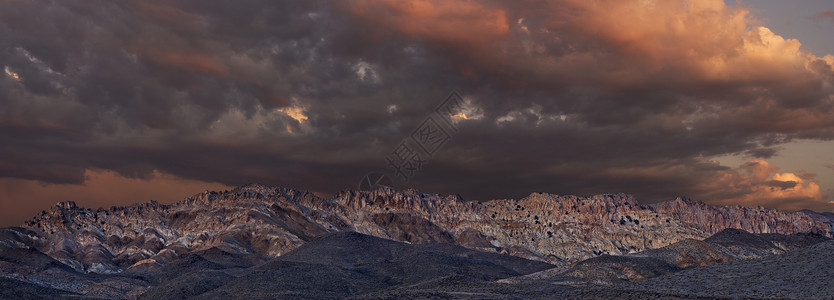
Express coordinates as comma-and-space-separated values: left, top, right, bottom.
1, 0, 834, 216
745, 148, 779, 159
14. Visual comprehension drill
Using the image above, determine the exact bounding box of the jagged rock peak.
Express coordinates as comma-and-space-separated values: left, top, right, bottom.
656, 196, 707, 207
236, 182, 271, 190
54, 201, 79, 210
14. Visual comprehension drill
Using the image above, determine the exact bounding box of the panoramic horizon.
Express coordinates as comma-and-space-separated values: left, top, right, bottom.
3, 0, 834, 228
3, 1, 834, 298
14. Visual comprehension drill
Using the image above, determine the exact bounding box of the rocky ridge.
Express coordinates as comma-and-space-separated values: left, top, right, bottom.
9, 183, 831, 275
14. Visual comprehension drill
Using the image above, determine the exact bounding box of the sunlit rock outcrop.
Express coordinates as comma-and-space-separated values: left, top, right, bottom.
9, 183, 830, 275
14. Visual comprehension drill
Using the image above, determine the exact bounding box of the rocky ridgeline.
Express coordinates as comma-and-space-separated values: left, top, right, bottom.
652, 197, 827, 235
14, 184, 833, 274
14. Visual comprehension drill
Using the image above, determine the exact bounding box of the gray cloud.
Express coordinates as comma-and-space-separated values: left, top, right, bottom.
1, 0, 833, 214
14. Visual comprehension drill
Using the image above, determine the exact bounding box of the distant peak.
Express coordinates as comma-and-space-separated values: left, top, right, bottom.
235, 183, 271, 190
54, 201, 79, 210
670, 196, 705, 206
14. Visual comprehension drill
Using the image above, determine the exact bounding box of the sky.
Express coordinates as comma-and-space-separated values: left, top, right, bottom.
2, 0, 834, 227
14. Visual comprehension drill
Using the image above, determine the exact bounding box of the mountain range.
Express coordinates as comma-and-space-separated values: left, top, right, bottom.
2, 183, 832, 299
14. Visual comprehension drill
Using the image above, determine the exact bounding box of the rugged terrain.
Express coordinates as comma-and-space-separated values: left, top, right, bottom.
1, 183, 832, 299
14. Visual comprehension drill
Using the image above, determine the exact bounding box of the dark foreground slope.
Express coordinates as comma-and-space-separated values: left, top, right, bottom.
551, 228, 830, 283
359, 230, 832, 299
184, 232, 553, 299
1, 231, 553, 299
4, 229, 830, 299
629, 240, 834, 299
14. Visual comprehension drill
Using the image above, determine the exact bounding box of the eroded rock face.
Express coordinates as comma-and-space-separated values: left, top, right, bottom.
8, 184, 833, 275
652, 197, 827, 235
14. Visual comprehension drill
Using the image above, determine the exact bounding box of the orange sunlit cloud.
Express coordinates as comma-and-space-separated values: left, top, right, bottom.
700, 160, 826, 211
4, 66, 19, 80
596, 159, 830, 212
277, 105, 309, 123
544, 0, 827, 82
342, 0, 833, 92
344, 0, 509, 46
450, 112, 468, 120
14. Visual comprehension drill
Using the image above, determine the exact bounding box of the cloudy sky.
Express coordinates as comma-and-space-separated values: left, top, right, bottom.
2, 0, 834, 226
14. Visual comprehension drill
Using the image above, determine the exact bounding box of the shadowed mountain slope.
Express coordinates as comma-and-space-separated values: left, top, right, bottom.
188, 232, 553, 299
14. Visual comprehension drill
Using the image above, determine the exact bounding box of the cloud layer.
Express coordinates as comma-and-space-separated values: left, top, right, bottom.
1, 0, 833, 224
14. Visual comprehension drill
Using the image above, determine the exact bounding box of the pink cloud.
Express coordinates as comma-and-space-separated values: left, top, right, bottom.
343, 0, 509, 47
811, 10, 834, 24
